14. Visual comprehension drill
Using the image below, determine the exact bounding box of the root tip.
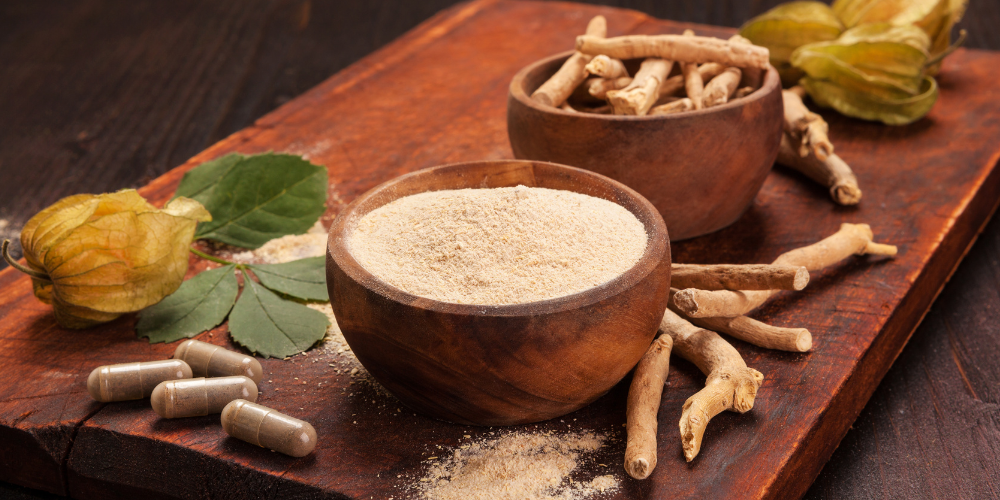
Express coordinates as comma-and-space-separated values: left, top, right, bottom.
627, 458, 651, 479
795, 329, 813, 352
792, 266, 810, 290
832, 184, 862, 205
672, 289, 700, 316
865, 241, 898, 257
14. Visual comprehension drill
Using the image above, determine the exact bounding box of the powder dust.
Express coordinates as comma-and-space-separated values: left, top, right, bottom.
222, 223, 381, 390
417, 431, 619, 500
349, 186, 648, 305
228, 220, 328, 264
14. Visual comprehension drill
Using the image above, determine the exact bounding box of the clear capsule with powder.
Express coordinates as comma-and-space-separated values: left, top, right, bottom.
87, 359, 193, 402
151, 376, 258, 419
221, 399, 317, 457
173, 339, 263, 384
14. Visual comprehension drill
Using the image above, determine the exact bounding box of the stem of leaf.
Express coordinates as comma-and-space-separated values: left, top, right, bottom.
2, 239, 52, 282
189, 246, 242, 268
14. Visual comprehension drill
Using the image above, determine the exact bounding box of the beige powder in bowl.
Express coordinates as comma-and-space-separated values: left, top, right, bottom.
348, 185, 647, 305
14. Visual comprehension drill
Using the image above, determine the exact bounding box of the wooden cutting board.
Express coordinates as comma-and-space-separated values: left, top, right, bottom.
2, 1, 1000, 498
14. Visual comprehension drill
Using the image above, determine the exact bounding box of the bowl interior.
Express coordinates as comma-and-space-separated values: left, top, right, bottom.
328, 159, 669, 317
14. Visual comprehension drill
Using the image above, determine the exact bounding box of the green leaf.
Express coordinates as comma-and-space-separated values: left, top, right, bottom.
228, 271, 329, 358
249, 257, 329, 301
194, 153, 327, 249
136, 264, 239, 343
174, 153, 245, 205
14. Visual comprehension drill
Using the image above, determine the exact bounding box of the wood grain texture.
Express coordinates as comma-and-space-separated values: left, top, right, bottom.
2, 1, 1000, 499
805, 212, 1000, 500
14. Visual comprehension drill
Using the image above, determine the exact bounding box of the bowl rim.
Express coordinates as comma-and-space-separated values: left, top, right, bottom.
327, 159, 669, 318
509, 50, 780, 120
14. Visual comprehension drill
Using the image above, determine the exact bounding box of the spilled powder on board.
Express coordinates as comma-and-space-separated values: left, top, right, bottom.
307, 303, 354, 362
228, 220, 328, 264
417, 431, 619, 500
349, 186, 647, 305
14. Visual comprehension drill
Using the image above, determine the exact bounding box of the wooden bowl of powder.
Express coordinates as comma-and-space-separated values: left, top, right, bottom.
326, 160, 671, 426
507, 51, 783, 241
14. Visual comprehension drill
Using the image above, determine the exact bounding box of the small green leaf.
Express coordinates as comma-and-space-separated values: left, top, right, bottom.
137, 264, 239, 343
194, 153, 327, 249
174, 153, 245, 205
249, 257, 328, 301
228, 271, 329, 358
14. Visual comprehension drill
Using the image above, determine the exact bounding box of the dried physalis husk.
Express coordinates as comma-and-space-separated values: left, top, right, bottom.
832, 0, 968, 74
802, 75, 937, 126
739, 1, 845, 86
11, 190, 211, 328
791, 23, 936, 125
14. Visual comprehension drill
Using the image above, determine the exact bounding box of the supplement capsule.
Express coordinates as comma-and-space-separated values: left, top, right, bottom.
173, 339, 263, 384
221, 400, 317, 457
86, 360, 193, 402
151, 376, 258, 418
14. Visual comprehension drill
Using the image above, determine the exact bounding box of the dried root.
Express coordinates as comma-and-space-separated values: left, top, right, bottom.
585, 55, 628, 79
607, 58, 672, 115
783, 86, 833, 160
673, 223, 897, 318
668, 295, 812, 352
671, 263, 809, 291
729, 34, 763, 89
680, 30, 704, 110
650, 98, 694, 115
778, 133, 862, 206
702, 67, 742, 108
659, 309, 763, 462
576, 34, 770, 69
531, 16, 607, 107
624, 335, 673, 479
659, 63, 726, 98
531, 23, 765, 116
586, 76, 632, 99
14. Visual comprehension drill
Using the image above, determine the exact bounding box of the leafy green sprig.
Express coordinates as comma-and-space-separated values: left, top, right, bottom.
136, 152, 331, 358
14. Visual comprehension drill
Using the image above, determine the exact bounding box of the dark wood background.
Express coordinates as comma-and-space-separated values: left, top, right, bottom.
1, 1, 997, 498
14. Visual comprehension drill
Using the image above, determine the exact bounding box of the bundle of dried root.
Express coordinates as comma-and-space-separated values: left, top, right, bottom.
624, 223, 897, 477
530, 18, 769, 116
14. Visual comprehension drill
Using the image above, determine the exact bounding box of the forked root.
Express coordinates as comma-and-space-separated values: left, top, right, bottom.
778, 133, 862, 206
672, 223, 897, 318
660, 309, 763, 462
668, 293, 812, 352
783, 86, 833, 160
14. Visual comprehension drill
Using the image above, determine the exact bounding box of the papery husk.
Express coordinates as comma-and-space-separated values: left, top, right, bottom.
831, 0, 968, 74
792, 23, 930, 94
790, 23, 937, 124
18, 190, 211, 328
740, 1, 844, 86
802, 74, 938, 125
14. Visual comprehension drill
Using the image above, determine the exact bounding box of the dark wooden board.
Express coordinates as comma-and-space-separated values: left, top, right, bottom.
2, 1, 1000, 499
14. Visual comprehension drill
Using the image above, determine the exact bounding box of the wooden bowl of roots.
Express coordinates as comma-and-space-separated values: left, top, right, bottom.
326, 160, 671, 426
507, 51, 784, 241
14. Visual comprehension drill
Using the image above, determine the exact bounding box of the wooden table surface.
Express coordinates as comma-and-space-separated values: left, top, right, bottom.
2, 1, 999, 499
